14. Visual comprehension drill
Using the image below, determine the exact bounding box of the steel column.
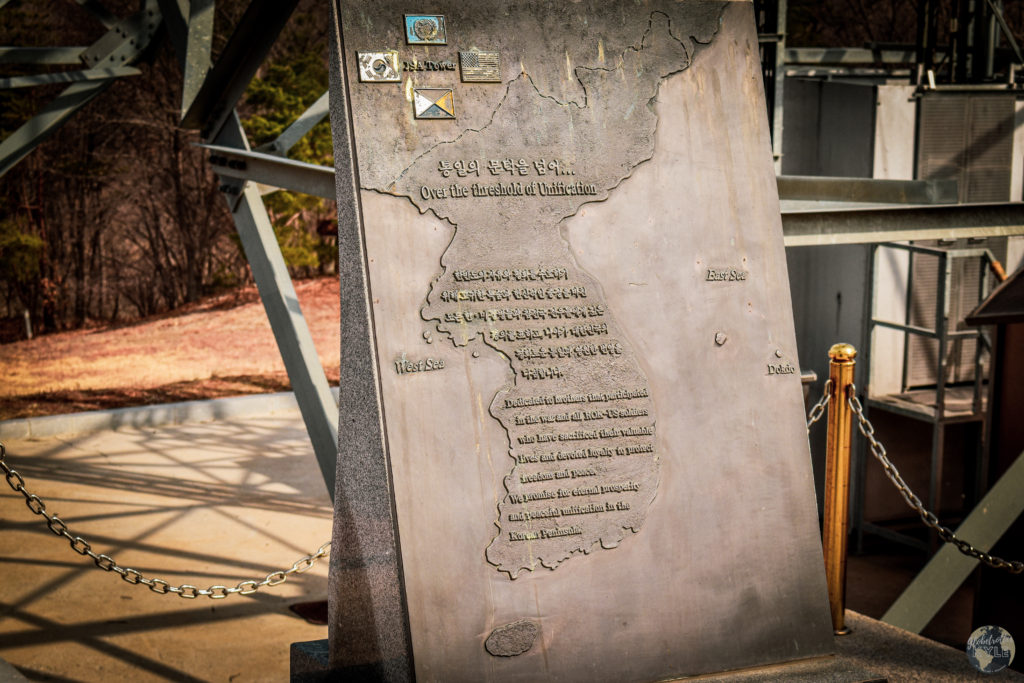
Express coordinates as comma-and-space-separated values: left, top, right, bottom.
778, 176, 958, 204
782, 203, 1024, 247
182, 0, 215, 117
258, 91, 330, 157
0, 47, 89, 64
0, 81, 111, 178
200, 143, 335, 198
0, 67, 140, 89
214, 114, 339, 497
179, 0, 301, 137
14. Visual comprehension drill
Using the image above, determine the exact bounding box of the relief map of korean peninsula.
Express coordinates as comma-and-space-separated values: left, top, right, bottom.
378, 6, 725, 578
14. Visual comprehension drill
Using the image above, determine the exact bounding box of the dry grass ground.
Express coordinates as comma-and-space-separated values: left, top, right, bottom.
0, 277, 340, 420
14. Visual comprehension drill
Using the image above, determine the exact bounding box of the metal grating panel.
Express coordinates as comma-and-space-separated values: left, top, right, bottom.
964, 96, 1014, 202
948, 255, 983, 383
904, 94, 1012, 389
905, 241, 999, 389
917, 96, 969, 199
907, 251, 940, 388
916, 93, 1013, 203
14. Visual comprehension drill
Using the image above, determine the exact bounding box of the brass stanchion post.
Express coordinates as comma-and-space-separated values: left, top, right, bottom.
822, 343, 856, 635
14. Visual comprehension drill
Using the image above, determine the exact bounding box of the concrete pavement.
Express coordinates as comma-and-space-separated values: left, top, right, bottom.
0, 400, 333, 682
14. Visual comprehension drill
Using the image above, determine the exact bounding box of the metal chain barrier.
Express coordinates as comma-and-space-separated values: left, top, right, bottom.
806, 382, 1023, 575
805, 378, 831, 432
0, 441, 332, 598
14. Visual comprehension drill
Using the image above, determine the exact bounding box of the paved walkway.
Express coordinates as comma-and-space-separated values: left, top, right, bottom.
0, 405, 332, 682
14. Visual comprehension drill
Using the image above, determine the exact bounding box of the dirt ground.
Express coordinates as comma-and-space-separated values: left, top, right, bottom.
0, 277, 340, 420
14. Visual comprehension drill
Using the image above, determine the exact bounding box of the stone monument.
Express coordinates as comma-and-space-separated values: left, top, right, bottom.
316, 0, 834, 680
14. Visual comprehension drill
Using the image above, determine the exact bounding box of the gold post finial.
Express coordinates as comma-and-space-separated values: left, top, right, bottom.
828, 343, 857, 362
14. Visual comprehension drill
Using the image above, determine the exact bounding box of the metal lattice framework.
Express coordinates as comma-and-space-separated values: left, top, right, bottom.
0, 0, 340, 495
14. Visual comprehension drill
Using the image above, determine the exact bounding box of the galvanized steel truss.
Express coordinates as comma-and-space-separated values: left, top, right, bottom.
0, 0, 339, 496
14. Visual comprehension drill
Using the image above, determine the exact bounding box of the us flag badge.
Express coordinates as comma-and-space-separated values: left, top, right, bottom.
413, 88, 456, 119
459, 50, 500, 82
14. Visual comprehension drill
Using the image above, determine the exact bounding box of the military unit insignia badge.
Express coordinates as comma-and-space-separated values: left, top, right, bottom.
356, 51, 401, 82
404, 14, 447, 44
459, 50, 500, 82
413, 88, 456, 119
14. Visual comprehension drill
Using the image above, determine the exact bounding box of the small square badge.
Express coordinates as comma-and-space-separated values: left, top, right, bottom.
405, 14, 447, 44
460, 50, 500, 82
356, 51, 400, 82
413, 88, 455, 119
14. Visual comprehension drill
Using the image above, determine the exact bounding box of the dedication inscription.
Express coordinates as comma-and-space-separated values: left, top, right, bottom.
387, 9, 722, 577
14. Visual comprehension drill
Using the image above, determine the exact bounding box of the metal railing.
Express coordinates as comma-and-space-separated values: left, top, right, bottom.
811, 342, 1022, 636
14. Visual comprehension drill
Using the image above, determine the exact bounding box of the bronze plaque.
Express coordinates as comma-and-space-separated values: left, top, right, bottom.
333, 1, 833, 679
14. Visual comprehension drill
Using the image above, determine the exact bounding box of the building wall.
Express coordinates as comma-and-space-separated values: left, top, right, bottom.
782, 82, 1020, 528
783, 81, 910, 512
781, 79, 876, 176
787, 244, 871, 509
870, 85, 917, 396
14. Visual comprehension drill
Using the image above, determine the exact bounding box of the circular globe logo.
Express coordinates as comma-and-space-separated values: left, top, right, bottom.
966, 625, 1016, 674
413, 18, 438, 41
